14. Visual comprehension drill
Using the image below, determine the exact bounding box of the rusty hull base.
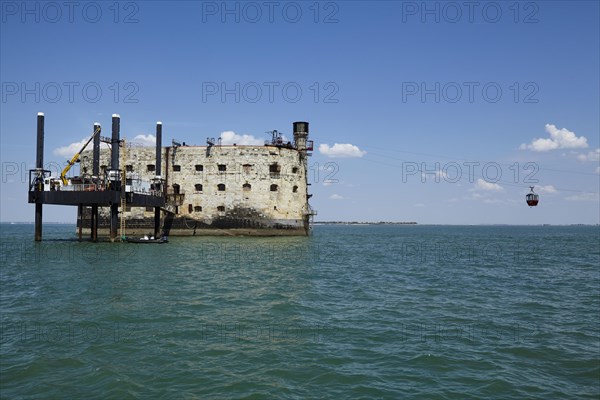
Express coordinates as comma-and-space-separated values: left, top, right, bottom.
81, 227, 308, 237
80, 214, 310, 237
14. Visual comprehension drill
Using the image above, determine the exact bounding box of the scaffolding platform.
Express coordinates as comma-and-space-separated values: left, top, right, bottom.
29, 113, 165, 242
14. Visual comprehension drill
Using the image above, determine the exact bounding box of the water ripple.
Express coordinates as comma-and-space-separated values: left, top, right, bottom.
1, 224, 598, 398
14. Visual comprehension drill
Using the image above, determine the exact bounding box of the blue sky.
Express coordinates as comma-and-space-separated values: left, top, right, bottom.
1, 0, 598, 224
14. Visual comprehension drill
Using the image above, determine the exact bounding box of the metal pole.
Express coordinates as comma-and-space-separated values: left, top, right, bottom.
91, 205, 97, 241
78, 204, 83, 240
111, 114, 120, 173
93, 122, 101, 176
155, 121, 162, 175
110, 114, 120, 242
154, 121, 162, 237
35, 112, 44, 241
90, 122, 101, 242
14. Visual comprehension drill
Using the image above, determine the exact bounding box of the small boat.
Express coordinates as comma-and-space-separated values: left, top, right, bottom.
126, 235, 168, 244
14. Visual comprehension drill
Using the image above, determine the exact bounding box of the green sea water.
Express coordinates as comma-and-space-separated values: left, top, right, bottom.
1, 224, 599, 399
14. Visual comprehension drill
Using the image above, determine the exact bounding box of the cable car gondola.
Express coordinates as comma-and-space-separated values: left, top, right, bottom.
526, 186, 539, 207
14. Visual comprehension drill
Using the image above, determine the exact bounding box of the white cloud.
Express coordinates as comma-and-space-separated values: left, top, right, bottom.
520, 124, 588, 152
595, 166, 600, 175
319, 143, 366, 158
577, 148, 600, 162
462, 192, 483, 201
421, 170, 448, 180
565, 193, 599, 202
219, 131, 263, 145
536, 185, 557, 194
53, 138, 109, 158
474, 178, 503, 191
329, 194, 344, 200
131, 134, 156, 147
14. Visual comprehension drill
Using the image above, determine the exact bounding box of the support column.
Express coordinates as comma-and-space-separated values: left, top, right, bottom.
91, 205, 98, 241
91, 122, 101, 242
92, 122, 101, 176
35, 112, 44, 241
154, 208, 161, 237
154, 121, 162, 237
110, 202, 118, 242
78, 204, 83, 240
35, 204, 43, 241
110, 114, 120, 242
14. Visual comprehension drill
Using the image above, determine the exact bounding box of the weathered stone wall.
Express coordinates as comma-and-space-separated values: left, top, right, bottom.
80, 144, 311, 235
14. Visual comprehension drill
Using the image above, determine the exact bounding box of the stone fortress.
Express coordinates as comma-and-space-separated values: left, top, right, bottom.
80, 122, 315, 236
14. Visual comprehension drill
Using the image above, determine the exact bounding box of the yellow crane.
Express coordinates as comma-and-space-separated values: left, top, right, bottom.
59, 126, 101, 185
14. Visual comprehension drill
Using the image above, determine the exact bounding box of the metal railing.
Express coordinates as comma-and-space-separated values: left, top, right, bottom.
62, 183, 104, 192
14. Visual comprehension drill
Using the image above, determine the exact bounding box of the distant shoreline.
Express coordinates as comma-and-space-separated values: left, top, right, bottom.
314, 221, 417, 225
312, 222, 599, 226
